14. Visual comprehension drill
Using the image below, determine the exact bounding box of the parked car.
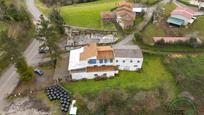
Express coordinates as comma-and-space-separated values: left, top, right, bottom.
34, 69, 44, 76
39, 46, 49, 54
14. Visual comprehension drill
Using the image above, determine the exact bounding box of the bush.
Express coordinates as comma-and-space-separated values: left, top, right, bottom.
15, 58, 33, 81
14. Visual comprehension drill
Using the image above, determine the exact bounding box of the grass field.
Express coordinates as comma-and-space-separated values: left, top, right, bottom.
188, 16, 204, 42
62, 54, 177, 99
35, 0, 121, 30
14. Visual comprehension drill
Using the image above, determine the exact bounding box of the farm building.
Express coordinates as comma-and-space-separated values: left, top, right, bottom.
167, 7, 196, 26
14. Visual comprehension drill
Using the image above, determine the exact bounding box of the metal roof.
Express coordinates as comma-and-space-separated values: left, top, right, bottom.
167, 17, 184, 26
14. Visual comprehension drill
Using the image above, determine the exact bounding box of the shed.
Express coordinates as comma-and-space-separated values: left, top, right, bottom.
167, 17, 184, 26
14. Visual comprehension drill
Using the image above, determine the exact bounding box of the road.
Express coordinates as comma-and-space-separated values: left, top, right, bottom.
0, 0, 42, 113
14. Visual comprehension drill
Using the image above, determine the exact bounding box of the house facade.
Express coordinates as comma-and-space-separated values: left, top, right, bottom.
68, 44, 143, 80
113, 45, 143, 71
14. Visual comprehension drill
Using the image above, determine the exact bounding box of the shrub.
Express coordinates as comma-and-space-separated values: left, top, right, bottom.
15, 58, 33, 81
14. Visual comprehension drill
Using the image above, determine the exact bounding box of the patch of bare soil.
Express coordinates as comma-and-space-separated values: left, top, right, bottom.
5, 97, 50, 115
159, 18, 186, 37
13, 66, 55, 95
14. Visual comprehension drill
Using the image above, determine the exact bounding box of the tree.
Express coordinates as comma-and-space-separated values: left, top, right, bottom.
36, 15, 60, 65
15, 57, 33, 81
48, 8, 65, 35
0, 31, 33, 81
0, 31, 21, 62
187, 37, 199, 48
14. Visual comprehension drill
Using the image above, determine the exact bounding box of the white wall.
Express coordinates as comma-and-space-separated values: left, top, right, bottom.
71, 71, 119, 80
114, 57, 143, 71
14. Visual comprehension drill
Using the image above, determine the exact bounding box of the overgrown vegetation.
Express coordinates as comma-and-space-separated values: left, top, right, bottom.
0, 31, 33, 81
0, 0, 34, 75
164, 55, 204, 114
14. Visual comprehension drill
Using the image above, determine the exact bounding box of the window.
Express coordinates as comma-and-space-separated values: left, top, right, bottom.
94, 74, 98, 77
104, 59, 108, 63
99, 60, 103, 63
110, 59, 113, 63
88, 59, 96, 64
134, 65, 138, 67
137, 60, 140, 63
130, 60, 133, 63
123, 60, 125, 63
103, 73, 107, 76
116, 60, 118, 63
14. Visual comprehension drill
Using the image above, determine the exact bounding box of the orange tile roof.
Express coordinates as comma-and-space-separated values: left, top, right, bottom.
80, 43, 97, 60
116, 1, 133, 8
87, 66, 116, 72
97, 51, 114, 60
97, 46, 113, 51
80, 43, 114, 60
116, 6, 133, 13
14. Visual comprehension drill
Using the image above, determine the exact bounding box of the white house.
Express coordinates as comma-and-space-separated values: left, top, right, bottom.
68, 43, 118, 80
113, 45, 143, 71
68, 43, 143, 80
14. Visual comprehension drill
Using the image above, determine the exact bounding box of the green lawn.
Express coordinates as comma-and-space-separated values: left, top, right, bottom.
35, 0, 121, 30
142, 24, 166, 44
162, 3, 177, 17
188, 16, 204, 42
62, 54, 177, 99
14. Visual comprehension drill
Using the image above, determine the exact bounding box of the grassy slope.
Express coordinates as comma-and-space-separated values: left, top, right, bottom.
63, 54, 177, 99
164, 55, 204, 114
166, 55, 204, 79
35, 0, 121, 30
